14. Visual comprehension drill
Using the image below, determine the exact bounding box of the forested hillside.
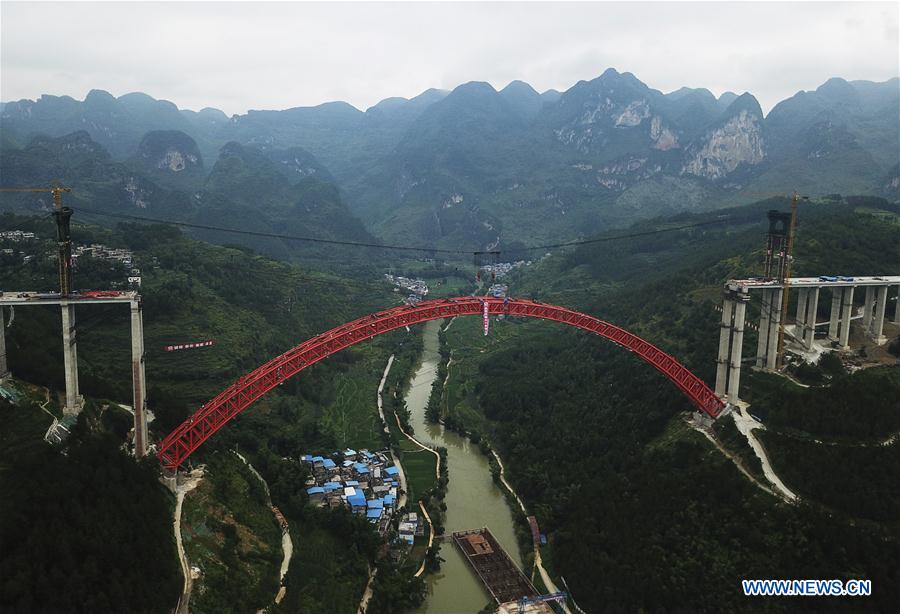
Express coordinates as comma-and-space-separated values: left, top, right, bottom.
0, 131, 377, 264
437, 197, 900, 611
0, 214, 416, 612
0, 390, 182, 613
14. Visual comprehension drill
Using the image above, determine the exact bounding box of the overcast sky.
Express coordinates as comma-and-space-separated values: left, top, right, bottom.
1, 1, 897, 115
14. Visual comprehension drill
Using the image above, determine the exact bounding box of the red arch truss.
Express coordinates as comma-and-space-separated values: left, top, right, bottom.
157, 297, 724, 470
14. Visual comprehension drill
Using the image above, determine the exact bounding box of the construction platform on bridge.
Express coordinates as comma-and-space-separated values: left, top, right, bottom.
453, 527, 538, 605
0, 290, 149, 457
716, 276, 900, 404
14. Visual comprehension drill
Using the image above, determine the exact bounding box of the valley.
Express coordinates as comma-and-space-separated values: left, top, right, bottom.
1, 5, 899, 610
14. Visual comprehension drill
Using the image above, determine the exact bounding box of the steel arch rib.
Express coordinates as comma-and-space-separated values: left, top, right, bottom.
157, 297, 724, 470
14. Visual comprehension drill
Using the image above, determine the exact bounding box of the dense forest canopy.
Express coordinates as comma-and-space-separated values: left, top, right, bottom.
439, 199, 900, 611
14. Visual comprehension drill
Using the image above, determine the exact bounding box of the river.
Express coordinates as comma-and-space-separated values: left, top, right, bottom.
405, 319, 523, 613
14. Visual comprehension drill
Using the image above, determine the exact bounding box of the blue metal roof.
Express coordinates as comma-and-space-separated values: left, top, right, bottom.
366, 508, 383, 519
344, 448, 357, 456
312, 455, 324, 463
383, 495, 394, 505
322, 459, 336, 469
385, 466, 399, 475
367, 498, 384, 509
348, 493, 367, 507
323, 482, 341, 491
345, 480, 359, 486
306, 487, 325, 495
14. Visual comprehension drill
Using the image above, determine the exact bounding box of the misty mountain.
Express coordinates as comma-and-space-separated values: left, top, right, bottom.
2, 71, 897, 249
0, 131, 374, 261
263, 145, 336, 185
130, 130, 205, 190
499, 80, 544, 121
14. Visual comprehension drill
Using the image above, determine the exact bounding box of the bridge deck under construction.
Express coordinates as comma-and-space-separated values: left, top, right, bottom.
452, 527, 538, 604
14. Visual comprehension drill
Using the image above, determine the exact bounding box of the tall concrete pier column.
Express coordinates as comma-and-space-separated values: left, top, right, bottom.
839, 286, 855, 349
727, 294, 749, 402
755, 289, 772, 368
765, 288, 784, 370
60, 303, 83, 415
0, 307, 9, 380
130, 300, 148, 458
871, 286, 888, 345
894, 285, 900, 325
804, 288, 820, 350
715, 297, 734, 398
828, 289, 842, 341
863, 286, 875, 332
795, 288, 809, 336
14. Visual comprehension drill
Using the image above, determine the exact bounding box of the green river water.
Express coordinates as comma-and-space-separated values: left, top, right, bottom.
406, 319, 523, 613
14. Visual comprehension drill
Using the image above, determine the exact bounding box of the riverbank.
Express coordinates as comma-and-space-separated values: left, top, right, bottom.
405, 319, 524, 613
356, 353, 414, 614
377, 354, 410, 509
429, 316, 577, 612
490, 449, 569, 611
378, 347, 443, 580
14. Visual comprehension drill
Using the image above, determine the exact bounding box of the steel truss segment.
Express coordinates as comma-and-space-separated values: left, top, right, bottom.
157, 297, 723, 470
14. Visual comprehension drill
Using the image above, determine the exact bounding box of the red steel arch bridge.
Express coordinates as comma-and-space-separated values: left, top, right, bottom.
158, 297, 725, 471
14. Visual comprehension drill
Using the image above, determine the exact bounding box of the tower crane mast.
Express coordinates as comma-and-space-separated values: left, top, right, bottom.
775, 193, 807, 368
0, 185, 74, 294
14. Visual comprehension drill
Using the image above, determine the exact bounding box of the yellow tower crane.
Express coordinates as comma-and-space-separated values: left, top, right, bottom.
0, 185, 71, 209
775, 193, 807, 369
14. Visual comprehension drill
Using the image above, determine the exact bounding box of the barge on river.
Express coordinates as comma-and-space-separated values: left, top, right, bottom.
452, 527, 538, 604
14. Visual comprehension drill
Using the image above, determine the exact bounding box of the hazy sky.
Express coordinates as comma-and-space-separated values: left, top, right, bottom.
1, 1, 897, 115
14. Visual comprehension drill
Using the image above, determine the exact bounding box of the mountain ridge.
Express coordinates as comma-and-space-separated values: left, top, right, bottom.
2, 71, 897, 250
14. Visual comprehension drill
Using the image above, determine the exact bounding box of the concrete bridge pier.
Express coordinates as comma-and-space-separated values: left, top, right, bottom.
716, 286, 750, 402
764, 289, 783, 370
0, 307, 9, 380
894, 285, 900, 325
827, 288, 842, 342
727, 297, 748, 400
715, 296, 734, 397
795, 288, 809, 340
803, 287, 820, 350
756, 288, 784, 370
862, 286, 875, 331
755, 289, 772, 368
870, 286, 888, 345
839, 286, 855, 349
60, 303, 84, 415
131, 300, 148, 458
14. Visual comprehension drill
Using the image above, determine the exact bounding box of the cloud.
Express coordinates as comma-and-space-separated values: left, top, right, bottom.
1, 1, 897, 115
